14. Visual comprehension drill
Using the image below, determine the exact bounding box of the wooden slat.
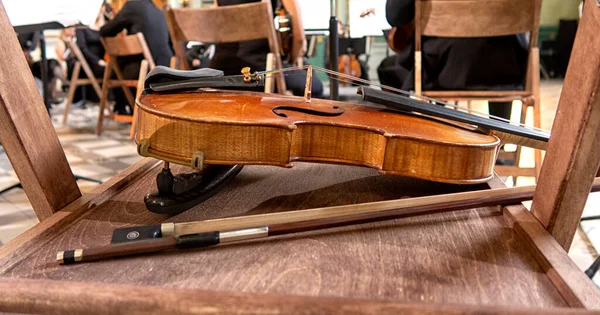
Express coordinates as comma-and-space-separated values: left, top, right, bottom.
530, 0, 600, 249
101, 33, 145, 56
0, 1, 80, 220
503, 204, 600, 309
167, 3, 273, 44
165, 3, 286, 93
419, 0, 535, 37
0, 278, 592, 315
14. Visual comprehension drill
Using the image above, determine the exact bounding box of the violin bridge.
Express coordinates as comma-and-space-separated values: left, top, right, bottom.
304, 65, 312, 103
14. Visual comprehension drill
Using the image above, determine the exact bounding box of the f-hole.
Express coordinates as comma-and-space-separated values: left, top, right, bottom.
272, 106, 344, 118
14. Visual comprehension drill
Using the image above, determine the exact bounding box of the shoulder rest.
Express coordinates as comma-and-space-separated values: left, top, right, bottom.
144, 66, 224, 89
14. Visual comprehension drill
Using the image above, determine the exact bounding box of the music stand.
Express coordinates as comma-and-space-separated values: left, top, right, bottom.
329, 0, 339, 101
14, 22, 66, 112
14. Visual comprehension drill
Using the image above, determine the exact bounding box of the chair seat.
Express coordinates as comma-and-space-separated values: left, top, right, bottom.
0, 161, 571, 308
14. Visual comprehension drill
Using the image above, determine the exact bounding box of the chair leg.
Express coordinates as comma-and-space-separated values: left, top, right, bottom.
62, 62, 81, 125
531, 49, 542, 178
130, 60, 149, 139
170, 56, 178, 69
96, 59, 114, 136
112, 63, 136, 108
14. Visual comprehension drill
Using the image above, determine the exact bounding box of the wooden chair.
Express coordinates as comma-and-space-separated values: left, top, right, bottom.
164, 0, 286, 94
97, 33, 155, 138
1, 0, 600, 312
414, 0, 542, 180
62, 41, 103, 126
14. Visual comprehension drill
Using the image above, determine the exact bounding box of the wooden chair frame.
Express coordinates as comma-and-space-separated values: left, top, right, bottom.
164, 0, 286, 94
414, 0, 543, 179
0, 0, 600, 312
62, 41, 103, 125
97, 33, 155, 138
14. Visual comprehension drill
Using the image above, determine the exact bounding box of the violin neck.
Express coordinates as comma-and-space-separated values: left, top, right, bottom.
358, 87, 549, 149
486, 130, 547, 151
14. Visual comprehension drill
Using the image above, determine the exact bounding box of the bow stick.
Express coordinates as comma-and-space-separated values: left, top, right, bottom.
57, 178, 600, 264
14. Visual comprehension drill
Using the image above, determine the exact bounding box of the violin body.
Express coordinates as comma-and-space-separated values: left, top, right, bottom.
136, 89, 500, 184
338, 54, 362, 80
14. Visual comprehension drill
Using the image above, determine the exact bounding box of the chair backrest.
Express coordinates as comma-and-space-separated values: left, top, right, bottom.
416, 0, 540, 43
0, 2, 81, 220
165, 0, 286, 93
414, 0, 541, 93
101, 33, 156, 68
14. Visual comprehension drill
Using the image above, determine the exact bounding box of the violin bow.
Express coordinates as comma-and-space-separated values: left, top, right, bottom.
57, 178, 600, 264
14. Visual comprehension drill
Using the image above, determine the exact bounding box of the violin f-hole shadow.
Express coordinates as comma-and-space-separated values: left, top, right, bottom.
272, 105, 345, 118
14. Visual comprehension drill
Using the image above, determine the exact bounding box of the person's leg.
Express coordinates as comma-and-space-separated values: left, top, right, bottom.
283, 68, 324, 98
377, 55, 411, 89
112, 61, 140, 115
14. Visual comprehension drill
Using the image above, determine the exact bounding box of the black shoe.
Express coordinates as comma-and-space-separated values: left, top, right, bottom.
113, 105, 132, 116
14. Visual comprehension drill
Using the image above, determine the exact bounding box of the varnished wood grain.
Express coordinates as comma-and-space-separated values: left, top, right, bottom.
0, 162, 569, 308
531, 0, 600, 249
0, 2, 81, 220
136, 89, 500, 184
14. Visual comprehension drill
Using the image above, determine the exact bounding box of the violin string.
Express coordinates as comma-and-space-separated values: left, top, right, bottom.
259, 66, 549, 134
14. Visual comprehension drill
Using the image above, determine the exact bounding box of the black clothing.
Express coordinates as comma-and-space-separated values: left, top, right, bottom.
67, 28, 105, 103
211, 0, 323, 98
378, 0, 528, 119
76, 28, 105, 69
210, 0, 278, 75
100, 0, 173, 111
99, 0, 173, 67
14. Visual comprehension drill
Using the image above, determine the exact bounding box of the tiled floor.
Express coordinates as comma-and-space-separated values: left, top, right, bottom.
0, 101, 141, 245
0, 80, 598, 285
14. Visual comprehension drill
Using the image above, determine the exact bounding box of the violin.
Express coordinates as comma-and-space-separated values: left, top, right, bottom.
133, 66, 548, 214
337, 22, 362, 82
338, 54, 361, 79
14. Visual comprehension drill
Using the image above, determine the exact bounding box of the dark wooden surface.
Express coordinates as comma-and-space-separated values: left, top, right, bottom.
1, 162, 568, 308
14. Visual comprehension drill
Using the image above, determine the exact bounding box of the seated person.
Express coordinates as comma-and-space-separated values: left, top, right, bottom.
100, 0, 173, 115
210, 0, 323, 98
55, 27, 106, 104
18, 32, 67, 105
377, 0, 528, 120
186, 42, 214, 70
